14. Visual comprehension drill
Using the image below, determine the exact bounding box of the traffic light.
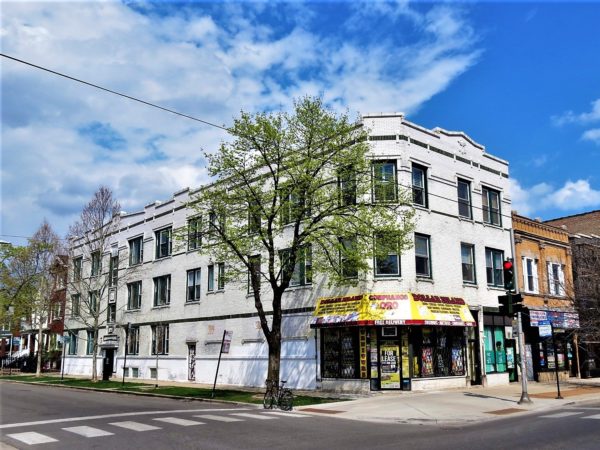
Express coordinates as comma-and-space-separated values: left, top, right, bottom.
503, 259, 515, 292
498, 293, 522, 317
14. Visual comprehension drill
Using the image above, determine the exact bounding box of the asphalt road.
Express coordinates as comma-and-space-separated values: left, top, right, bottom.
1, 382, 599, 450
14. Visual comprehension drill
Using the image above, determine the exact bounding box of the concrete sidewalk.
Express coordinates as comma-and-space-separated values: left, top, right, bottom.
297, 380, 600, 425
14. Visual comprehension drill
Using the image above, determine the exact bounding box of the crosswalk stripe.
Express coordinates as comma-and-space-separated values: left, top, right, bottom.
63, 426, 114, 437
230, 413, 277, 420
109, 421, 161, 431
153, 417, 204, 426
262, 411, 308, 418
194, 415, 244, 422
582, 414, 600, 419
6, 432, 58, 445
540, 412, 583, 418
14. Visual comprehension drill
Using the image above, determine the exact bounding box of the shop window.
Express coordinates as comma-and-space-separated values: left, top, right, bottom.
412, 327, 466, 377
484, 326, 507, 373
321, 328, 359, 379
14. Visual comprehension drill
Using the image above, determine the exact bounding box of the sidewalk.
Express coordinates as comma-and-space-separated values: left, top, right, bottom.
296, 380, 600, 425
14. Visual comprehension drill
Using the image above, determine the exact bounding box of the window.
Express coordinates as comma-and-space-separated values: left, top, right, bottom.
457, 179, 472, 219
412, 164, 428, 207
280, 188, 306, 225
208, 210, 225, 234
109, 255, 119, 287
415, 234, 431, 278
89, 290, 99, 314
248, 199, 261, 233
522, 257, 539, 293
187, 268, 201, 302
340, 237, 358, 278
155, 227, 172, 259
107, 303, 116, 323
338, 165, 357, 206
188, 217, 202, 250
73, 257, 82, 280
372, 161, 397, 202
129, 236, 143, 265
86, 330, 94, 355
321, 328, 359, 379
485, 248, 504, 287
279, 246, 313, 286
217, 263, 225, 290
153, 275, 171, 306
127, 326, 139, 355
91, 251, 101, 277
68, 331, 78, 355
413, 327, 466, 377
461, 243, 476, 284
152, 324, 169, 355
127, 281, 142, 310
374, 236, 400, 277
547, 262, 565, 296
207, 265, 215, 292
482, 187, 501, 226
71, 294, 80, 317
248, 255, 261, 293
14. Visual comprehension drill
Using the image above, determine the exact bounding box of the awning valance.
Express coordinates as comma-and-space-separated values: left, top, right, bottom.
310, 293, 476, 328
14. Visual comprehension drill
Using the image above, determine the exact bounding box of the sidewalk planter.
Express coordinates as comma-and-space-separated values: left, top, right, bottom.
411, 376, 468, 391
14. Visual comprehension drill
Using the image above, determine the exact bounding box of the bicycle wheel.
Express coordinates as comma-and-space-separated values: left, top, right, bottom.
278, 389, 293, 411
263, 389, 275, 409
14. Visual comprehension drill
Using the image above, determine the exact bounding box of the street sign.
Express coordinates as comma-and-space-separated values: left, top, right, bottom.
539, 324, 552, 338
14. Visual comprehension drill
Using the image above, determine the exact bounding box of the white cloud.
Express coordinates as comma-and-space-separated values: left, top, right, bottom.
510, 179, 600, 217
552, 98, 600, 145
582, 128, 600, 145
1, 1, 480, 241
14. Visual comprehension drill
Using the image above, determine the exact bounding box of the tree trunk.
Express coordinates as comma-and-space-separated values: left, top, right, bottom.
36, 322, 43, 377
266, 333, 282, 387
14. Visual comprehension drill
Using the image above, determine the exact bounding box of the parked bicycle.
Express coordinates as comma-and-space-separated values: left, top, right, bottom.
263, 379, 294, 411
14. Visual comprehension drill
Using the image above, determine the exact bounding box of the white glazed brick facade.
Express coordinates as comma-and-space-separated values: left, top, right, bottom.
64, 113, 512, 390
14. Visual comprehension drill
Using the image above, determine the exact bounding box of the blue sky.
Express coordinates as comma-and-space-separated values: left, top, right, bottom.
2, 1, 600, 244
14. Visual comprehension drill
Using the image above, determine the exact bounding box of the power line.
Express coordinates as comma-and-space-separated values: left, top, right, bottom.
0, 53, 230, 132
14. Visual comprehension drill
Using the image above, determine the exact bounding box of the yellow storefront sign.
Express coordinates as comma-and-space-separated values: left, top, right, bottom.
311, 293, 476, 327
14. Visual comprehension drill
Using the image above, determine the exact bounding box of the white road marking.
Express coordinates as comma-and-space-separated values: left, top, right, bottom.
540, 412, 584, 418
262, 411, 308, 418
6, 432, 57, 445
62, 426, 114, 437
230, 413, 277, 420
109, 421, 161, 431
194, 415, 244, 422
582, 414, 600, 419
153, 417, 204, 426
0, 408, 248, 430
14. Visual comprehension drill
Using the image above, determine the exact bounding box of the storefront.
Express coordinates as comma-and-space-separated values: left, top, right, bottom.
311, 293, 476, 391
524, 309, 580, 382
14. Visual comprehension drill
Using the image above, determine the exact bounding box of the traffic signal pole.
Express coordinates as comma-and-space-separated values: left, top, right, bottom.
508, 229, 532, 405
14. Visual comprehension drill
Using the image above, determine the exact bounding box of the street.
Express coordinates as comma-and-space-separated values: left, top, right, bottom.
1, 382, 599, 449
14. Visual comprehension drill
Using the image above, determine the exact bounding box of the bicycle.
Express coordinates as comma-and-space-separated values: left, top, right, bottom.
263, 379, 294, 411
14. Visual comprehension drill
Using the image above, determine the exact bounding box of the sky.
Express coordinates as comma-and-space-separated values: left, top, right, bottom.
2, 0, 600, 245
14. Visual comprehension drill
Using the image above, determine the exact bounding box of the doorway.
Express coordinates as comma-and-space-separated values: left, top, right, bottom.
102, 349, 114, 381
187, 344, 196, 381
379, 341, 401, 389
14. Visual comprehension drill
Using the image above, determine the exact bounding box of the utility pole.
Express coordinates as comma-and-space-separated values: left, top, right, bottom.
550, 321, 563, 399
517, 310, 532, 404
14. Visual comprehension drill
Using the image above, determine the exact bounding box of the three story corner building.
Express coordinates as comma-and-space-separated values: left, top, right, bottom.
64, 113, 513, 392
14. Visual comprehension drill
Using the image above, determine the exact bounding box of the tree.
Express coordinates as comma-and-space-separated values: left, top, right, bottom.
191, 96, 415, 386
0, 221, 62, 376
68, 186, 126, 381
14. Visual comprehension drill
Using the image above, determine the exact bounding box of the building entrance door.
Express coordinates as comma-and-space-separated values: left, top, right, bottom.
187, 344, 196, 381
102, 349, 114, 381
379, 341, 401, 389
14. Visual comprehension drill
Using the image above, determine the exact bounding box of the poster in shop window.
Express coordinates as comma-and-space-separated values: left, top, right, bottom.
380, 343, 401, 389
